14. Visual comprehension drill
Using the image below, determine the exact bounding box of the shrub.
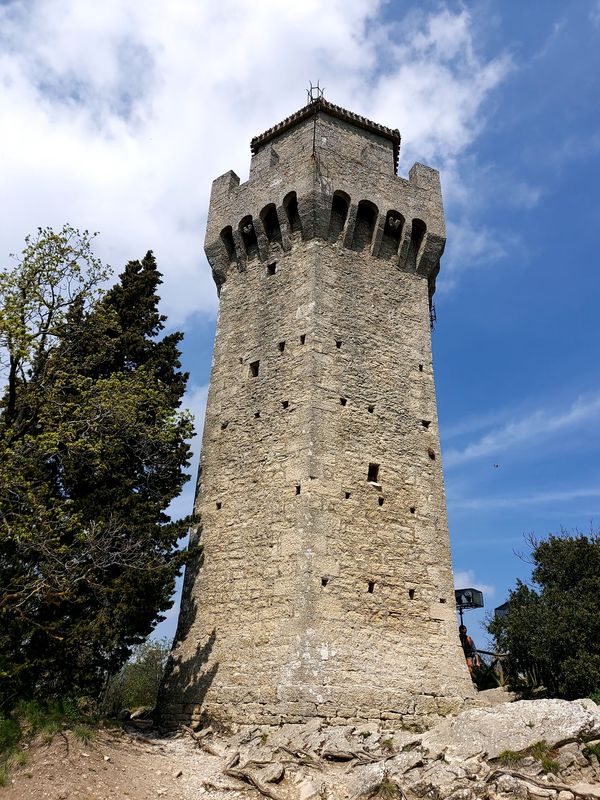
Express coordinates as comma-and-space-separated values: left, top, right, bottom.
496, 749, 525, 766
488, 531, 600, 699
103, 638, 170, 715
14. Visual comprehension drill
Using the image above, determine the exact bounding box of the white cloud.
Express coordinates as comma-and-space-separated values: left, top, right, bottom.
0, 1, 510, 324
450, 485, 600, 512
454, 569, 495, 600
445, 392, 600, 468
440, 218, 510, 290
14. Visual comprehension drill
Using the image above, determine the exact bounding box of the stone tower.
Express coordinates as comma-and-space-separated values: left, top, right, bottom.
159, 97, 475, 730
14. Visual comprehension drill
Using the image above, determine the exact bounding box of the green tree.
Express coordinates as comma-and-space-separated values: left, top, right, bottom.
103, 638, 171, 714
488, 531, 600, 699
0, 227, 194, 709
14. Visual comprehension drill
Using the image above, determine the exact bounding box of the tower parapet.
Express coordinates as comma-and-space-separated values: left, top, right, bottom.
159, 98, 474, 731
205, 98, 444, 296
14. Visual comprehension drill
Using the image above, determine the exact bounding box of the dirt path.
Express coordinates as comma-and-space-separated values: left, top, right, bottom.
1, 727, 252, 800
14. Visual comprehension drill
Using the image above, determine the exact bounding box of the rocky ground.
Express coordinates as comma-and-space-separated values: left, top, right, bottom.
3, 698, 600, 800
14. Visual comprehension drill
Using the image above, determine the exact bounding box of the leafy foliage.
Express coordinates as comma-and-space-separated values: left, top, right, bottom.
0, 227, 194, 709
103, 638, 171, 714
488, 531, 600, 699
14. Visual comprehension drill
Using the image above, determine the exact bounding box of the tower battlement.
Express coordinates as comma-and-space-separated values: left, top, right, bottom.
205, 99, 445, 294
159, 99, 474, 731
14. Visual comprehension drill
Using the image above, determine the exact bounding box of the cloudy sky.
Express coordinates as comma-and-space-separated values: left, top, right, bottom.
2, 0, 599, 644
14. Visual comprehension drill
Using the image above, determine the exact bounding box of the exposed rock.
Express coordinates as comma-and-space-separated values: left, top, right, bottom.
255, 762, 285, 784
386, 749, 424, 775
570, 784, 600, 798
495, 773, 529, 798
422, 700, 600, 761
346, 761, 386, 798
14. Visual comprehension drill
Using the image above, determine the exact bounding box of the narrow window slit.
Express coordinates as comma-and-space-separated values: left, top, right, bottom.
239, 215, 259, 260
379, 210, 404, 260
409, 589, 415, 600
216, 502, 222, 510
368, 405, 375, 413
300, 334, 306, 344
418, 364, 423, 372
321, 577, 329, 587
295, 484, 301, 495
367, 463, 380, 482
220, 226, 236, 265
278, 341, 286, 352
344, 491, 351, 499
336, 339, 342, 349
378, 497, 384, 507
267, 262, 277, 276
427, 447, 436, 461
282, 400, 289, 409
249, 360, 260, 378
261, 204, 282, 246
367, 581, 375, 594
351, 200, 378, 252
410, 506, 416, 514
340, 397, 347, 407
284, 191, 302, 235
254, 411, 261, 419
328, 192, 349, 242
407, 218, 427, 270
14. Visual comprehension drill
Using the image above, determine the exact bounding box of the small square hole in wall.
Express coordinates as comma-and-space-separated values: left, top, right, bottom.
321, 577, 329, 587
249, 360, 260, 378
367, 581, 375, 594
378, 497, 384, 507
368, 405, 375, 413
340, 397, 347, 406
427, 447, 436, 461
295, 484, 301, 495
409, 588, 415, 600
254, 410, 261, 418
344, 491, 351, 499
367, 462, 380, 482
216, 502, 222, 510
336, 340, 342, 349
421, 420, 431, 429
278, 341, 286, 352
267, 262, 277, 275
300, 334, 306, 345
439, 598, 446, 604
410, 506, 416, 514
221, 421, 229, 430
282, 400, 289, 409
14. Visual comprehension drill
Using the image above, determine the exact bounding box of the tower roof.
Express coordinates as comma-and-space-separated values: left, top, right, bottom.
250, 98, 401, 173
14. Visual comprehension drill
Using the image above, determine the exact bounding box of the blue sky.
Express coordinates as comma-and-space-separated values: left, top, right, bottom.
1, 0, 599, 647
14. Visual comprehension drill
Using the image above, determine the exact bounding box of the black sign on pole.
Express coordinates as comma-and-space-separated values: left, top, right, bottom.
455, 587, 484, 625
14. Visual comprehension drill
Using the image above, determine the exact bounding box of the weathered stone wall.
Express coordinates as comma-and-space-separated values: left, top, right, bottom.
158, 103, 475, 729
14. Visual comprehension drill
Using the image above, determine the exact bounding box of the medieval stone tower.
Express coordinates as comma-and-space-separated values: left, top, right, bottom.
159, 96, 475, 729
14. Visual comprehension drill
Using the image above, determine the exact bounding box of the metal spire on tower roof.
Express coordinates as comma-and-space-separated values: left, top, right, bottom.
306, 80, 325, 103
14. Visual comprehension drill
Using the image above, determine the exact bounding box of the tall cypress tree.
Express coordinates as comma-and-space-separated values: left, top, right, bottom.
0, 231, 194, 705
